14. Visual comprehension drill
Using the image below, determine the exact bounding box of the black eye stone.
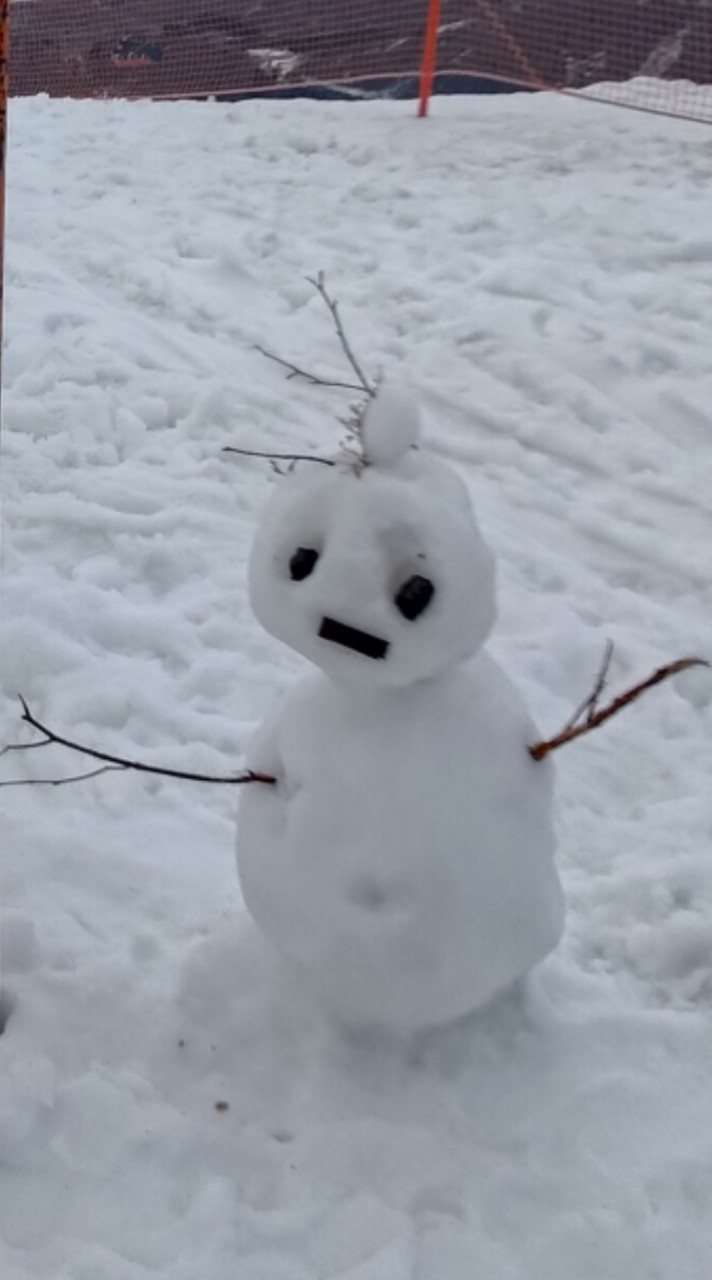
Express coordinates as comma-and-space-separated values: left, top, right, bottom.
289, 547, 319, 581
394, 574, 435, 621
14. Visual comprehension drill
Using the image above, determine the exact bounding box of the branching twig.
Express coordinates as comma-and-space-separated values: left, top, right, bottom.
305, 272, 374, 397
561, 638, 615, 733
222, 445, 334, 467
253, 272, 374, 397
254, 343, 365, 395
0, 738, 51, 758
0, 697, 277, 789
4, 649, 707, 789
239, 274, 374, 467
529, 654, 710, 762
0, 764, 127, 788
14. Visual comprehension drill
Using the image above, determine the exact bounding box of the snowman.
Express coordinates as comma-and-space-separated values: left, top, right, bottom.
237, 384, 564, 1032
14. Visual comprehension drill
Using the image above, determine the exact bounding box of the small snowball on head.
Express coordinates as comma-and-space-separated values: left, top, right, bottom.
360, 381, 421, 468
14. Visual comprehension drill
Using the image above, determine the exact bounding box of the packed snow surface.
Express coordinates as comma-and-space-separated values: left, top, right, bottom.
1, 89, 712, 1279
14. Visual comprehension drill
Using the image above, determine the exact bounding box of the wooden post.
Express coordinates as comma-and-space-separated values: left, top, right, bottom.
418, 0, 441, 118
0, 0, 8, 434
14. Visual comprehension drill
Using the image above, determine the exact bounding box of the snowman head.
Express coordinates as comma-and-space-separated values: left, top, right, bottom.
248, 384, 496, 690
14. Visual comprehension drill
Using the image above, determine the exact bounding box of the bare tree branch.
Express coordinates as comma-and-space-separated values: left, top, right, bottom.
529, 655, 710, 762
306, 272, 374, 396
254, 343, 366, 394
222, 445, 334, 467
0, 698, 277, 789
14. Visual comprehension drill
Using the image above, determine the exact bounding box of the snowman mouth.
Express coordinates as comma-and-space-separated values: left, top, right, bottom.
319, 616, 390, 660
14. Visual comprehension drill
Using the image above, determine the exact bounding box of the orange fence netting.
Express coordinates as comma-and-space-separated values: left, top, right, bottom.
8, 0, 712, 124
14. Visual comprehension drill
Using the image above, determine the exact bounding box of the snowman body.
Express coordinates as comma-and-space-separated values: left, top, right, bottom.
237, 387, 564, 1031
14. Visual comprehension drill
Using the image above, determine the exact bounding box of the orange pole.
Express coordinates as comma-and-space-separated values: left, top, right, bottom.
0, 0, 8, 435
418, 0, 441, 118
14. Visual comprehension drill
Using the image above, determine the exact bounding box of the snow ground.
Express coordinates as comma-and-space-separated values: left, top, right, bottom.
1, 89, 712, 1279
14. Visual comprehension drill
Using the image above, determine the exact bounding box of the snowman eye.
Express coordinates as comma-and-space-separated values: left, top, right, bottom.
289, 547, 320, 581
394, 574, 435, 621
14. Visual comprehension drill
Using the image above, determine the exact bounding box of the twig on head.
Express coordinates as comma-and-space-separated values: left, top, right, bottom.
0, 697, 277, 790
306, 272, 374, 397
234, 273, 374, 469
529, 653, 709, 762
223, 445, 334, 467
254, 343, 365, 395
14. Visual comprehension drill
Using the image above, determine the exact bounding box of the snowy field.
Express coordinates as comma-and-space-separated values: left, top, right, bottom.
1, 89, 712, 1279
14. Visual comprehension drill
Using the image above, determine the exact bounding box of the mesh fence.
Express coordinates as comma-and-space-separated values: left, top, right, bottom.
9, 0, 430, 101
8, 0, 712, 125
449, 0, 712, 124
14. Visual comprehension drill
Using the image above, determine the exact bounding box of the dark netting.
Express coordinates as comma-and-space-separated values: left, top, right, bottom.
8, 0, 712, 123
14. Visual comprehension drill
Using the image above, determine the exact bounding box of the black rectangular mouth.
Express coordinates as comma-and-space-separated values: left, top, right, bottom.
319, 616, 389, 660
